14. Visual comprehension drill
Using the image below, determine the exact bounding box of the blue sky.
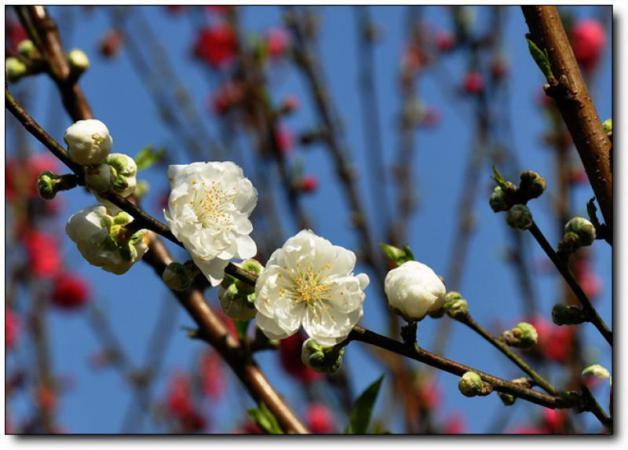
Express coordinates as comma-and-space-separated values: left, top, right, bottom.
6, 5, 612, 434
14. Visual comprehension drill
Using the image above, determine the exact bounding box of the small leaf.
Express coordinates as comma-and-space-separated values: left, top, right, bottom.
526, 35, 555, 82
247, 402, 283, 434
134, 146, 166, 171
401, 245, 415, 262
491, 165, 507, 188
346, 375, 384, 434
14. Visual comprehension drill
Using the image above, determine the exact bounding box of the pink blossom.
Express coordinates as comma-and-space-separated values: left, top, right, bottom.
571, 19, 606, 72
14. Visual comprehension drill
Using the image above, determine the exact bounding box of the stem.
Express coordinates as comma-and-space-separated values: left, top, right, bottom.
521, 6, 612, 238
528, 221, 612, 345
459, 315, 557, 395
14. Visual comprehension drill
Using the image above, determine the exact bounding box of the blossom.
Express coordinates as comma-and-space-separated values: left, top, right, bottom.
266, 27, 291, 58
571, 19, 606, 72
306, 404, 334, 433
462, 71, 484, 94
6, 309, 19, 351
254, 230, 369, 346
51, 273, 90, 310
164, 162, 257, 286
299, 175, 318, 193
22, 230, 62, 279
384, 260, 446, 321
66, 205, 148, 274
64, 119, 113, 166
194, 24, 237, 68
199, 350, 225, 399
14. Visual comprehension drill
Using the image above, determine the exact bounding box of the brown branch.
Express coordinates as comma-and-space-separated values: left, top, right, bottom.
521, 6, 612, 237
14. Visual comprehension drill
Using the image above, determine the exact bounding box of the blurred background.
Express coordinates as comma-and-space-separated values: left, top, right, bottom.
5, 5, 612, 434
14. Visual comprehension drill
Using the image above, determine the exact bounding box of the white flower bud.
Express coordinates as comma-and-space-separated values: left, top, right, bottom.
85, 163, 113, 193
581, 364, 610, 381
64, 119, 113, 166
67, 48, 90, 73
458, 371, 490, 397
564, 217, 596, 247
384, 260, 446, 321
66, 205, 148, 274
6, 57, 28, 83
107, 153, 137, 197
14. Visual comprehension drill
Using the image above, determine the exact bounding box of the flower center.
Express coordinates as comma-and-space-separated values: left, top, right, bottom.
293, 267, 331, 304
192, 181, 233, 228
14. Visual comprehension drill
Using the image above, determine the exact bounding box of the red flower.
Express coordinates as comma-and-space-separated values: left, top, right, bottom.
542, 408, 567, 433
22, 230, 61, 279
306, 403, 334, 433
299, 175, 318, 193
6, 20, 27, 55
194, 24, 237, 68
200, 350, 225, 399
166, 372, 194, 418
435, 31, 455, 52
278, 332, 323, 384
211, 81, 244, 115
416, 377, 441, 410
530, 316, 574, 363
571, 19, 606, 72
6, 309, 19, 351
462, 71, 484, 94
266, 27, 291, 58
99, 30, 124, 59
572, 253, 602, 300
275, 126, 293, 155
442, 412, 466, 434
51, 273, 90, 310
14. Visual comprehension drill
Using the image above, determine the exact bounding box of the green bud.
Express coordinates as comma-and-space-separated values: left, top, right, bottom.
506, 204, 532, 230
518, 170, 546, 201
602, 119, 612, 137
301, 338, 345, 374
458, 371, 492, 397
17, 40, 40, 60
67, 49, 90, 74
498, 392, 516, 406
502, 322, 538, 349
564, 217, 596, 247
444, 294, 468, 321
219, 281, 256, 321
581, 364, 610, 381
37, 171, 62, 199
552, 304, 588, 325
6, 57, 28, 83
162, 262, 194, 291
107, 153, 137, 198
489, 186, 510, 212
557, 231, 581, 254
240, 259, 263, 276
380, 243, 414, 266
85, 163, 113, 193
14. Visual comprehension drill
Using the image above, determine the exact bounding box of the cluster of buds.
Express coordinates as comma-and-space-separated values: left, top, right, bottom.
502, 322, 538, 349
217, 259, 263, 321
557, 217, 596, 255
443, 291, 469, 321
301, 338, 345, 374
458, 371, 492, 397
490, 168, 546, 231
6, 39, 45, 83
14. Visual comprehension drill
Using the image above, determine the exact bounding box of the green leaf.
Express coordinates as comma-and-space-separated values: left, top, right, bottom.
247, 402, 284, 434
491, 165, 508, 188
134, 146, 166, 171
401, 245, 415, 262
346, 375, 384, 434
526, 35, 554, 82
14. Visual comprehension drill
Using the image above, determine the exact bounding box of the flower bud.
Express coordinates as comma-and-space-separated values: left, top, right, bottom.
240, 259, 263, 276
218, 280, 256, 321
107, 153, 137, 197
17, 40, 40, 61
6, 57, 28, 83
37, 171, 62, 200
502, 322, 538, 349
581, 364, 610, 381
498, 392, 516, 406
380, 243, 412, 265
444, 292, 469, 320
518, 170, 546, 201
551, 304, 588, 325
557, 231, 581, 254
563, 217, 596, 248
64, 119, 113, 166
67, 49, 90, 74
384, 260, 446, 322
85, 163, 113, 193
489, 186, 510, 212
602, 118, 612, 137
162, 262, 194, 291
301, 338, 345, 374
458, 371, 491, 397
506, 204, 532, 230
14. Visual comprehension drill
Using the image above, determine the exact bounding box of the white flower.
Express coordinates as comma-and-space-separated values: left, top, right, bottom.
64, 119, 112, 166
384, 260, 446, 321
66, 205, 148, 274
254, 230, 369, 346
164, 162, 257, 286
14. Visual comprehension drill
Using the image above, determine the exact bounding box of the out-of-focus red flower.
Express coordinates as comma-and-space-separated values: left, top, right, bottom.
401, 44, 424, 74
200, 350, 225, 399
542, 408, 567, 433
278, 332, 323, 384
99, 30, 124, 59
299, 175, 318, 193
568, 168, 588, 185
462, 71, 484, 94
216, 310, 238, 340
237, 421, 263, 434
306, 403, 334, 433
166, 372, 194, 418
572, 253, 602, 300
530, 316, 574, 363
37, 384, 57, 412
6, 21, 27, 54
211, 81, 244, 115
51, 273, 90, 310
6, 309, 19, 351
266, 27, 291, 58
442, 412, 466, 434
194, 24, 237, 68
275, 126, 293, 155
280, 95, 300, 115
510, 426, 546, 435
435, 30, 455, 52
22, 230, 61, 279
181, 410, 207, 433
416, 376, 441, 410
571, 19, 606, 72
